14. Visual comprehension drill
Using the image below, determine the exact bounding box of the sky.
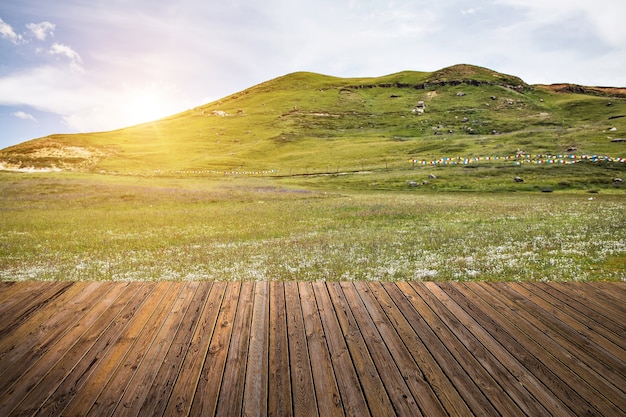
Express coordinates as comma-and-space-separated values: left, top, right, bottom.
1, 0, 625, 150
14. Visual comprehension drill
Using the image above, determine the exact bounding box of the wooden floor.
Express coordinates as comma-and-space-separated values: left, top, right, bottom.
0, 281, 624, 417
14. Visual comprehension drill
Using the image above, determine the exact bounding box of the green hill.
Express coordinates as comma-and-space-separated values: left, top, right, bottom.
1, 64, 625, 185
1, 64, 625, 282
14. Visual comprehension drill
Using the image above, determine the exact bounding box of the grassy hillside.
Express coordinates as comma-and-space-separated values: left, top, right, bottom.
1, 64, 625, 190
1, 65, 625, 281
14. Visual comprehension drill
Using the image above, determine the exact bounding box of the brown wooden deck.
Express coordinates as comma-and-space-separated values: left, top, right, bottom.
0, 281, 624, 416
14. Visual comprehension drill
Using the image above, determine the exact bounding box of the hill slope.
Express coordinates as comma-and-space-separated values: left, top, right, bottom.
1, 64, 625, 175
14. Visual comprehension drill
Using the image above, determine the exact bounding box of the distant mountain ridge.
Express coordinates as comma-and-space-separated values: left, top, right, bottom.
1, 64, 625, 174
535, 84, 626, 98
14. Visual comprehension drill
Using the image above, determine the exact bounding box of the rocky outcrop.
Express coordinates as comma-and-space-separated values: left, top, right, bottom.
537, 84, 626, 98
343, 79, 527, 93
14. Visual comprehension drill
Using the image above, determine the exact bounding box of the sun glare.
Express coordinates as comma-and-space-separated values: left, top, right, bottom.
118, 83, 180, 127
126, 91, 168, 125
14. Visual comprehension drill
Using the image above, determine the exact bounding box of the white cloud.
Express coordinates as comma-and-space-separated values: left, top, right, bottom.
0, 62, 198, 134
0, 17, 24, 44
2, 0, 626, 150
26, 21, 55, 41
1, 18, 56, 44
11, 111, 37, 123
49, 42, 83, 70
460, 8, 477, 15
492, 0, 626, 45
0, 66, 92, 113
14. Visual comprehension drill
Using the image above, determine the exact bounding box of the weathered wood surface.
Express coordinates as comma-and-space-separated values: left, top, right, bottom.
0, 281, 624, 417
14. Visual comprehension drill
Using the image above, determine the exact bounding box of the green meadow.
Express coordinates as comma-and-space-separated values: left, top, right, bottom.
1, 171, 624, 282
1, 65, 625, 281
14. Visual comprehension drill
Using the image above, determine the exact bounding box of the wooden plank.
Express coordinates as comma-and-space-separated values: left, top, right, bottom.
215, 281, 255, 417
0, 282, 97, 370
0, 281, 49, 314
410, 282, 526, 417
522, 282, 625, 350
355, 282, 445, 416
268, 281, 292, 417
498, 283, 626, 394
580, 282, 626, 314
425, 282, 566, 416
112, 282, 200, 417
0, 281, 18, 303
390, 282, 500, 416
137, 282, 213, 417
0, 281, 623, 417
593, 281, 626, 299
443, 282, 601, 416
312, 282, 370, 417
86, 282, 182, 417
164, 281, 227, 417
61, 282, 170, 417
0, 283, 105, 398
0, 281, 14, 288
35, 283, 157, 417
285, 280, 318, 417
0, 281, 73, 338
0, 281, 49, 312
368, 283, 473, 417
2, 282, 138, 416
519, 282, 626, 360
190, 282, 241, 416
242, 282, 270, 417
551, 283, 626, 331
326, 282, 395, 417
340, 282, 422, 416
299, 282, 344, 417
0, 282, 129, 416
474, 282, 626, 416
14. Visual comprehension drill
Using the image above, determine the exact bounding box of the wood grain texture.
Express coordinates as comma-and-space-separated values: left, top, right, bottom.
0, 281, 623, 417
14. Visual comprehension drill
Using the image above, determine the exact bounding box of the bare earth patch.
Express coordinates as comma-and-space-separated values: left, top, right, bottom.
0, 144, 107, 171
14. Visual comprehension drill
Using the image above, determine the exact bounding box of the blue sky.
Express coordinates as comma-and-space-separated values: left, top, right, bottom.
1, 0, 625, 149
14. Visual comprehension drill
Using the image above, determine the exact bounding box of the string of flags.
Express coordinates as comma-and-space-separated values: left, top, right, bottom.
153, 169, 277, 175
146, 154, 624, 176
410, 154, 626, 166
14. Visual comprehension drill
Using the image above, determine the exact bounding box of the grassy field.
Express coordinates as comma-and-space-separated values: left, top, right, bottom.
1, 171, 624, 282
1, 65, 624, 282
